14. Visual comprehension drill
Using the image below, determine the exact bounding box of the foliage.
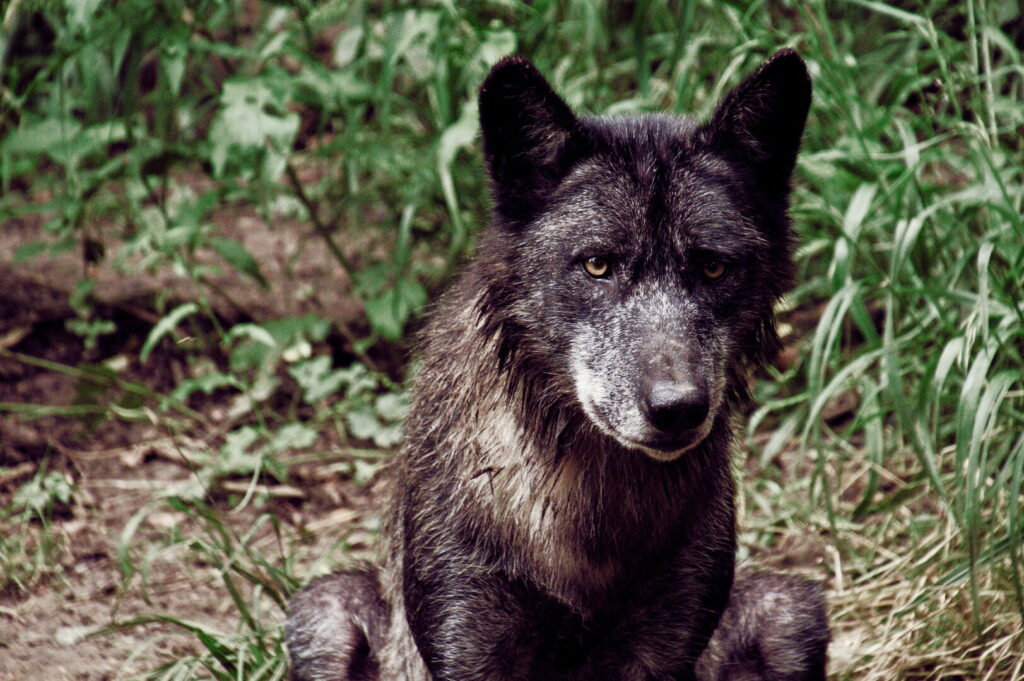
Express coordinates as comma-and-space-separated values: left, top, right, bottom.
0, 463, 74, 593
1, 0, 1023, 678
115, 499, 294, 681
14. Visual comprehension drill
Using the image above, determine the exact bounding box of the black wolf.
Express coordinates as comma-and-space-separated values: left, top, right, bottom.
287, 50, 828, 681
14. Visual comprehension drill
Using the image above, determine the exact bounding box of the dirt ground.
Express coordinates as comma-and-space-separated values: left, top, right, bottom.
0, 433, 381, 681
0, 197, 385, 680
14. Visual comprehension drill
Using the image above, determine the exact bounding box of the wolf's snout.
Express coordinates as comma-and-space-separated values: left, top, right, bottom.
643, 380, 710, 436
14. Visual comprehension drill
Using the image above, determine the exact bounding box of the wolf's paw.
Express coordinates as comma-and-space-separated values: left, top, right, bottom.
696, 572, 829, 681
286, 569, 386, 681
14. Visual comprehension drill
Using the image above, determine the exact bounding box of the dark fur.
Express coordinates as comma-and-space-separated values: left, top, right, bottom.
287, 51, 827, 681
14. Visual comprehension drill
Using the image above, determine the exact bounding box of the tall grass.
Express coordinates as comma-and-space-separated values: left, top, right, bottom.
2, 0, 1022, 678
788, 0, 1023, 621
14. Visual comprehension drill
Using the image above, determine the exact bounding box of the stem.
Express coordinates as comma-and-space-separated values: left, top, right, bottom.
0, 347, 205, 422
284, 160, 357, 279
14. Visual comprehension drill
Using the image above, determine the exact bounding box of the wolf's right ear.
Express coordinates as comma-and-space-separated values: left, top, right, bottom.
479, 57, 581, 225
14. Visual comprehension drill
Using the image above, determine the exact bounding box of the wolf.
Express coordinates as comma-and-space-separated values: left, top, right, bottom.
287, 50, 829, 681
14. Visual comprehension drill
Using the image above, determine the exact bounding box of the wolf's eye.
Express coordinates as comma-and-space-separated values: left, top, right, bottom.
702, 260, 727, 280
583, 256, 612, 278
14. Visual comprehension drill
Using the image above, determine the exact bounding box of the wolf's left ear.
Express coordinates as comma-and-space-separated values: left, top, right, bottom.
702, 49, 811, 188
479, 57, 582, 224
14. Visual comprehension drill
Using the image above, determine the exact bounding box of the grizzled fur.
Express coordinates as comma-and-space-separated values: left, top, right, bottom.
287, 50, 828, 681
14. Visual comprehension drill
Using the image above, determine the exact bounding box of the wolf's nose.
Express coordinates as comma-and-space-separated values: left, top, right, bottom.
644, 381, 710, 435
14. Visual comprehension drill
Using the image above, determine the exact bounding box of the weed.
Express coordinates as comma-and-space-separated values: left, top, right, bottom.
0, 462, 73, 593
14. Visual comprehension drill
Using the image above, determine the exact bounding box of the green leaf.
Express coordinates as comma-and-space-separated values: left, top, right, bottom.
162, 42, 187, 97
210, 237, 268, 289
364, 277, 427, 341
371, 423, 403, 448
437, 98, 479, 169
353, 262, 392, 296
224, 323, 278, 349
352, 458, 385, 485
218, 426, 263, 475
332, 25, 365, 68
289, 356, 347, 404
386, 10, 441, 78
69, 278, 96, 315
265, 423, 318, 454
475, 29, 517, 68
169, 372, 241, 403
2, 118, 82, 155
12, 242, 48, 263
2, 118, 129, 166
208, 79, 299, 179
66, 318, 116, 350
346, 403, 403, 448
141, 302, 199, 364
296, 65, 373, 109
346, 405, 384, 442
375, 392, 410, 422
437, 99, 479, 251
336, 363, 379, 397
364, 293, 401, 341
13, 471, 74, 515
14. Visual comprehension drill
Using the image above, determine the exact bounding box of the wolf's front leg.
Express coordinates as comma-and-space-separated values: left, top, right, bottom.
584, 537, 735, 681
402, 569, 554, 681
286, 568, 388, 681
696, 572, 830, 681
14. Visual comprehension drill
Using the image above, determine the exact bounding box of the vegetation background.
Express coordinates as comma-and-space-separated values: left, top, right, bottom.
1, 0, 1021, 679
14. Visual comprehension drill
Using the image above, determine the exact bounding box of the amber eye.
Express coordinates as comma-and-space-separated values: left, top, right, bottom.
583, 256, 611, 278
702, 260, 727, 280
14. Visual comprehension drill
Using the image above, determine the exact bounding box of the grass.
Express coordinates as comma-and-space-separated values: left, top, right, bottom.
1, 0, 1022, 678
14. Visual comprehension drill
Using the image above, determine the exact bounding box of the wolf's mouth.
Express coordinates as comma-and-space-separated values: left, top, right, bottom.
590, 408, 709, 461
627, 429, 707, 461
640, 432, 702, 453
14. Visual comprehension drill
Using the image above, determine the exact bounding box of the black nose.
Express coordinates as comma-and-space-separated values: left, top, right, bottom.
644, 381, 710, 435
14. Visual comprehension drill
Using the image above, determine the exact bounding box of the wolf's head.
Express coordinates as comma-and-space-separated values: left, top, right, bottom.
475, 52, 811, 462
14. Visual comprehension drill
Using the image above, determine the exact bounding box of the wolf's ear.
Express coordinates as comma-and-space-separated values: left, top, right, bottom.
479, 57, 581, 224
703, 49, 811, 188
